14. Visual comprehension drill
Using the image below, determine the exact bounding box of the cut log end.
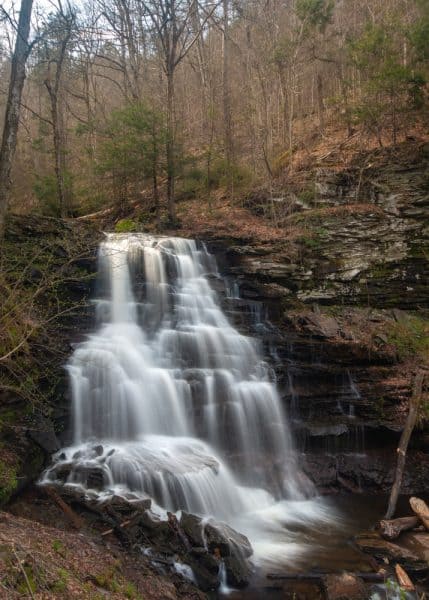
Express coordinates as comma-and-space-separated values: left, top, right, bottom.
378, 516, 419, 540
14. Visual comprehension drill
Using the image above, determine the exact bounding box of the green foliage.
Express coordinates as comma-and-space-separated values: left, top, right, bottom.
298, 184, 316, 205
410, 0, 429, 61
51, 568, 69, 592
0, 459, 17, 504
33, 172, 74, 217
16, 564, 37, 595
296, 0, 334, 31
386, 314, 429, 362
52, 539, 66, 557
207, 159, 253, 190
97, 102, 165, 205
348, 18, 427, 141
176, 166, 206, 200
114, 218, 139, 233
124, 581, 141, 599
297, 227, 328, 250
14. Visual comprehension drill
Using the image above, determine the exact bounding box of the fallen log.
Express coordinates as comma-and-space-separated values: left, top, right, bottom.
43, 486, 84, 530
378, 516, 419, 540
355, 532, 428, 572
266, 572, 385, 582
410, 497, 429, 531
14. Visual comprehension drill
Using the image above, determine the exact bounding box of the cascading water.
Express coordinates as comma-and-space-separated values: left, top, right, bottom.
44, 233, 336, 568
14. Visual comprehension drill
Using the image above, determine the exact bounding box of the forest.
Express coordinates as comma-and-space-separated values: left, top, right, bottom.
1, 0, 428, 226
0, 1, 429, 599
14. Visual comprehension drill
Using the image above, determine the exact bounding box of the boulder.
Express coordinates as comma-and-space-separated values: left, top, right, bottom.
99, 494, 151, 515
180, 512, 206, 547
186, 559, 219, 592
27, 427, 60, 454
324, 573, 367, 600
77, 466, 105, 490
204, 521, 253, 558
190, 547, 220, 575
224, 554, 252, 588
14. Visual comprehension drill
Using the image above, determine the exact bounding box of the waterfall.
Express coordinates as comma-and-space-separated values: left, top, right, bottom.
44, 233, 335, 566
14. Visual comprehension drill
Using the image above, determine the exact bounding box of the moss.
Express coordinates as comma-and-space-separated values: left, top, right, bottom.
94, 567, 120, 591
16, 564, 37, 595
0, 459, 18, 505
386, 314, 429, 362
124, 581, 142, 599
297, 184, 316, 205
51, 568, 69, 592
297, 226, 329, 251
115, 218, 139, 233
52, 539, 66, 557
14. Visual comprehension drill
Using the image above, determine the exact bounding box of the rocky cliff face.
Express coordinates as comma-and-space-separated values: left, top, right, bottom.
208, 141, 429, 495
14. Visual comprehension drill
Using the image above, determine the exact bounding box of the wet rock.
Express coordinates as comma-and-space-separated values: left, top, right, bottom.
204, 521, 253, 558
324, 573, 367, 600
180, 512, 206, 547
52, 462, 73, 483
27, 427, 60, 454
77, 466, 105, 490
99, 494, 151, 515
189, 548, 220, 574
92, 445, 104, 456
224, 554, 252, 588
186, 558, 220, 591
139, 510, 170, 534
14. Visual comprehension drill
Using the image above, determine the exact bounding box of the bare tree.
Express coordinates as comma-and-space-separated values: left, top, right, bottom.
142, 0, 220, 224
41, 2, 76, 217
0, 0, 33, 241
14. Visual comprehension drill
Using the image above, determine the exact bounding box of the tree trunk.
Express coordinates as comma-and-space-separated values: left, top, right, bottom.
166, 68, 176, 224
385, 370, 426, 519
317, 72, 324, 132
222, 0, 233, 170
0, 0, 33, 241
50, 91, 67, 217
152, 120, 160, 229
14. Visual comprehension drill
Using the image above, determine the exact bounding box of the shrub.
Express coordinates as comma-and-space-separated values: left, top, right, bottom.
114, 219, 138, 233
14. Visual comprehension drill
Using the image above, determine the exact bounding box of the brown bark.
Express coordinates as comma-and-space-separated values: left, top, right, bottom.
44, 12, 74, 218
44, 486, 84, 529
0, 0, 33, 241
378, 516, 419, 540
409, 497, 429, 531
222, 0, 233, 170
166, 68, 176, 223
385, 370, 426, 519
316, 72, 324, 132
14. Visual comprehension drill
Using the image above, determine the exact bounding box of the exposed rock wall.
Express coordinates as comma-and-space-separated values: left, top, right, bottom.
208, 142, 429, 494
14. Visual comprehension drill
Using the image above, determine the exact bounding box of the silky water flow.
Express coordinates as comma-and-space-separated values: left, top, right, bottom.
43, 234, 337, 568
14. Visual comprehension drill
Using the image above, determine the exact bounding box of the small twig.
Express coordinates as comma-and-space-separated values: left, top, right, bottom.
12, 546, 35, 600
101, 517, 134, 537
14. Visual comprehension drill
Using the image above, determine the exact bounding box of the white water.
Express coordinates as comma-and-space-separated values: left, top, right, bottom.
44, 233, 336, 566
